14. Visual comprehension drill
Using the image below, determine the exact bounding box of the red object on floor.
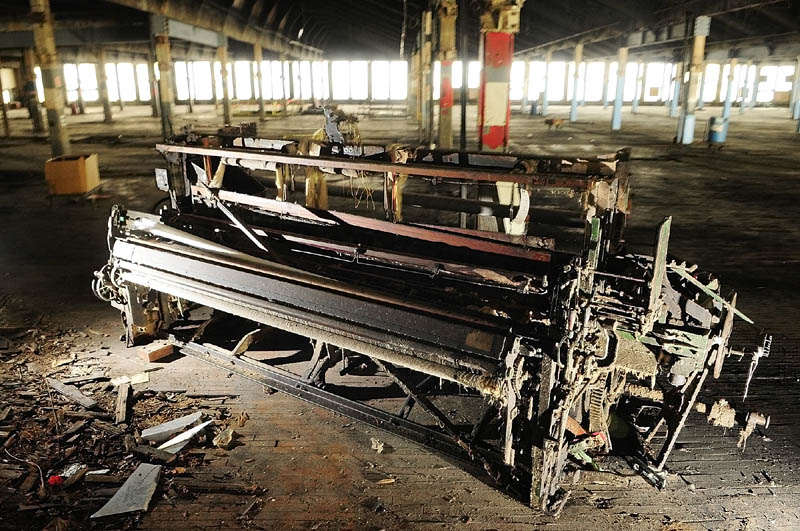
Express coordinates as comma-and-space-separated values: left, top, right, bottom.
47, 475, 64, 487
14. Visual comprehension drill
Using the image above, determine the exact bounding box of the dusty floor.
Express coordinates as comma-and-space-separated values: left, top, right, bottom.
0, 101, 799, 530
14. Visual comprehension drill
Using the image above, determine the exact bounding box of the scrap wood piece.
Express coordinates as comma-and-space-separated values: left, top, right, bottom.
93, 420, 125, 437
138, 340, 174, 363
46, 378, 97, 409
140, 412, 203, 444
114, 382, 131, 425
158, 420, 213, 454
0, 406, 11, 422
132, 445, 176, 464
91, 463, 162, 519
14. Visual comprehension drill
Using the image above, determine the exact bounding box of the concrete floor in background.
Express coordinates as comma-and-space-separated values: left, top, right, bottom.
0, 102, 799, 530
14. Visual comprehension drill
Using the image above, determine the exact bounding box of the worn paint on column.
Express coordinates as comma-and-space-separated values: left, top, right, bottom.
478, 31, 513, 152
437, 0, 457, 148
96, 47, 113, 123
154, 34, 174, 139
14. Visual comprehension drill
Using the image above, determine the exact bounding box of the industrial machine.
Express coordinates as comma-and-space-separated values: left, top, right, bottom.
93, 117, 761, 513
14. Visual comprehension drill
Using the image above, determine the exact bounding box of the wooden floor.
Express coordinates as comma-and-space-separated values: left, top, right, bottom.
0, 103, 798, 530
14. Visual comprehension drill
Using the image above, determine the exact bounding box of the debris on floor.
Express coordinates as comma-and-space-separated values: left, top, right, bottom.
707, 399, 737, 428
370, 437, 385, 454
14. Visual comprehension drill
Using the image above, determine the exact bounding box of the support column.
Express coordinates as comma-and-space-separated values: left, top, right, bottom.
697, 70, 705, 110
601, 59, 610, 109
147, 48, 160, 117
611, 47, 627, 131
722, 58, 737, 120
541, 51, 551, 116
670, 55, 682, 118
631, 61, 643, 113
0, 64, 10, 137
420, 9, 433, 144
569, 43, 583, 122
437, 0, 458, 149
477, 0, 522, 152
75, 66, 85, 114
154, 33, 174, 138
676, 16, 708, 145
95, 48, 113, 123
22, 48, 45, 133
218, 46, 232, 124
792, 56, 800, 120
715, 63, 725, 104
437, 0, 457, 148
749, 63, 759, 110
459, 0, 468, 151
520, 59, 530, 114
185, 60, 194, 113
132, 59, 142, 103
114, 62, 124, 111
30, 0, 70, 156
281, 58, 289, 115
740, 60, 753, 113
254, 45, 266, 121
327, 60, 333, 104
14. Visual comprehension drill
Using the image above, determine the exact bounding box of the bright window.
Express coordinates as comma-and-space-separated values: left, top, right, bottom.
116, 63, 137, 101
331, 61, 350, 99
509, 61, 525, 101
175, 61, 189, 101
235, 61, 252, 100
35, 66, 44, 102
259, 61, 272, 100
389, 61, 407, 100
135, 63, 150, 101
312, 61, 329, 99
528, 61, 545, 100
546, 61, 566, 101
78, 63, 98, 102
467, 61, 481, 88
350, 61, 368, 100
283, 62, 291, 99
105, 64, 119, 102
192, 61, 212, 101
584, 62, 604, 102
63, 64, 79, 102
371, 61, 390, 100
433, 61, 440, 99
643, 62, 665, 102
299, 61, 312, 99
702, 63, 720, 103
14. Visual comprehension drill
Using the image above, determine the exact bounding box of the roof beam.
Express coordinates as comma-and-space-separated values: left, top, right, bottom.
101, 0, 321, 58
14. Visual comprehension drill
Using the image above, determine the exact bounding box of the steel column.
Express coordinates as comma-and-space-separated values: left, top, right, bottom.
254, 45, 265, 121
677, 16, 708, 145
420, 10, 433, 144
670, 60, 682, 118
30, 0, 70, 156
722, 58, 737, 120
437, 0, 457, 148
114, 62, 124, 111
218, 46, 232, 124
22, 48, 45, 133
601, 59, 610, 109
611, 47, 627, 131
96, 48, 113, 123
631, 61, 643, 113
147, 47, 160, 118
541, 51, 550, 116
749, 63, 759, 110
697, 70, 705, 110
154, 33, 174, 138
740, 60, 752, 113
569, 43, 582, 122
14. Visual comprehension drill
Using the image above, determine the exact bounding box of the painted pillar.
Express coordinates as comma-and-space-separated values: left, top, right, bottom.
254, 45, 266, 121
520, 59, 530, 114
30, 0, 71, 156
601, 59, 610, 109
477, 0, 521, 152
96, 48, 113, 123
409, 50, 420, 120
0, 64, 10, 137
147, 48, 160, 118
697, 70, 705, 110
740, 60, 753, 114
631, 61, 643, 113
569, 43, 583, 122
676, 16, 708, 145
218, 46, 232, 124
541, 51, 551, 116
154, 33, 174, 139
722, 58, 737, 120
437, 0, 457, 148
611, 47, 627, 131
22, 48, 45, 133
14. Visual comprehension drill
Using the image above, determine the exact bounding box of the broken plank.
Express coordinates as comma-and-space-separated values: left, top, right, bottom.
93, 420, 125, 436
139, 341, 175, 363
91, 463, 162, 519
132, 445, 176, 464
115, 382, 131, 425
46, 378, 96, 409
140, 412, 203, 444
170, 478, 261, 494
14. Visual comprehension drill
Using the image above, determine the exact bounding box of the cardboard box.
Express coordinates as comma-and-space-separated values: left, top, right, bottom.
45, 153, 99, 195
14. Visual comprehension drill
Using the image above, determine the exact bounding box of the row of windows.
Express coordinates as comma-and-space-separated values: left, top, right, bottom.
4, 59, 796, 106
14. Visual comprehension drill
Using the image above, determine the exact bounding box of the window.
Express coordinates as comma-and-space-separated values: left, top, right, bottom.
105, 64, 119, 102
78, 64, 98, 101
311, 61, 329, 99
235, 61, 252, 100
192, 61, 213, 101
331, 61, 350, 99
116, 63, 137, 102
350, 61, 368, 99
135, 63, 150, 101
371, 61, 390, 100
299, 61, 312, 99
389, 61, 407, 100
175, 61, 190, 101
63, 64, 79, 102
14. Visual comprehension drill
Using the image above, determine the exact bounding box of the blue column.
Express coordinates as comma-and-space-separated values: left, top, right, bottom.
697, 71, 705, 110
611, 47, 627, 131
669, 63, 681, 117
541, 52, 551, 116
569, 44, 583, 122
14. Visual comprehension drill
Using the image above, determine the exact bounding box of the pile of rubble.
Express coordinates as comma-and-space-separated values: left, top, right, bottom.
0, 321, 257, 529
